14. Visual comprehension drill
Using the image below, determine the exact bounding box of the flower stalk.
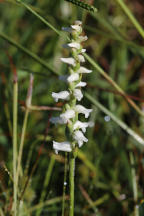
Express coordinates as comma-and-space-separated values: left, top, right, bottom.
13, 67, 18, 216
69, 153, 75, 216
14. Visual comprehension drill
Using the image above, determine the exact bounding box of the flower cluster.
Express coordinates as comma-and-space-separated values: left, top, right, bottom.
51, 20, 93, 154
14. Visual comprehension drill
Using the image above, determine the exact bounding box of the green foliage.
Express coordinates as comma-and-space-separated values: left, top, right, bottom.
0, 0, 144, 215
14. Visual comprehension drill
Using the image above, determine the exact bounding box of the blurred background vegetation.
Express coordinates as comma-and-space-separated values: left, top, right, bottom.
0, 0, 144, 215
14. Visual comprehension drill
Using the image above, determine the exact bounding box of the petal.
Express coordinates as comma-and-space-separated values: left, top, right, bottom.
75, 81, 87, 88
68, 42, 81, 49
67, 73, 79, 83
60, 109, 75, 123
73, 89, 83, 101
53, 141, 72, 154
78, 55, 85, 62
77, 66, 92, 74
73, 130, 88, 147
71, 25, 82, 32
75, 105, 92, 118
73, 120, 89, 133
52, 91, 70, 102
61, 57, 76, 66
78, 35, 88, 42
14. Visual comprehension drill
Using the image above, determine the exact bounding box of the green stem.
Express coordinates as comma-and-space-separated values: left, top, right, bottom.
62, 152, 68, 216
129, 152, 139, 216
115, 0, 144, 39
69, 153, 75, 216
16, 108, 29, 201
36, 155, 55, 216
23, 196, 67, 215
13, 76, 18, 216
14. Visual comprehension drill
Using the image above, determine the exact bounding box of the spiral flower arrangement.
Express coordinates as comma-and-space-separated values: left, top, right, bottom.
51, 20, 93, 154
50, 21, 93, 215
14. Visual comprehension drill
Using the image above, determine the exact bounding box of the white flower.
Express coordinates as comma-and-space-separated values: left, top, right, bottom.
75, 81, 87, 88
68, 42, 81, 49
67, 73, 79, 83
73, 120, 90, 133
77, 66, 92, 74
73, 130, 88, 147
79, 36, 88, 42
71, 25, 81, 32
61, 57, 76, 66
52, 91, 70, 102
75, 105, 92, 118
53, 141, 72, 154
60, 109, 75, 123
50, 117, 64, 125
62, 27, 72, 32
73, 89, 83, 101
78, 55, 85, 62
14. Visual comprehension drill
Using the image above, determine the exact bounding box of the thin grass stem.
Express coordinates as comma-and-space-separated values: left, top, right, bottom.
79, 185, 98, 214
16, 108, 29, 192
129, 152, 139, 216
16, 74, 33, 206
13, 72, 18, 216
22, 196, 68, 215
115, 0, 144, 39
29, 105, 61, 111
19, 1, 61, 36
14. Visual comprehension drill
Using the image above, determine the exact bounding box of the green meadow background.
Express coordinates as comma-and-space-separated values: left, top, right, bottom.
0, 0, 144, 215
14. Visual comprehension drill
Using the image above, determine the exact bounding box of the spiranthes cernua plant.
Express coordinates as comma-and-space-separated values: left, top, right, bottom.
51, 20, 93, 215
